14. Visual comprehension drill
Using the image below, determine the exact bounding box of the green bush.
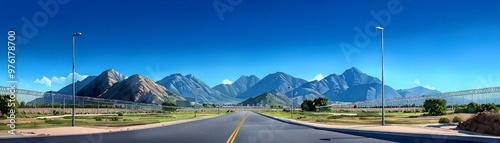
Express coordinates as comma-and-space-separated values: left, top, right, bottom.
296, 116, 307, 119
162, 101, 177, 106
123, 119, 133, 121
1, 114, 7, 119
52, 110, 63, 115
409, 115, 420, 118
454, 107, 468, 113
423, 98, 447, 116
301, 99, 315, 111
94, 117, 102, 121
467, 102, 480, 113
111, 117, 120, 121
480, 103, 499, 112
118, 112, 124, 116
438, 118, 450, 123
452, 116, 462, 123
327, 116, 343, 119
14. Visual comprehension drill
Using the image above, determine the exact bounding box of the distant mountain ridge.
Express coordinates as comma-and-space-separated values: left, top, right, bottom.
100, 74, 185, 104
289, 67, 405, 102
77, 69, 127, 97
236, 72, 308, 100
213, 75, 260, 97
157, 73, 241, 103
397, 86, 441, 97
240, 91, 291, 107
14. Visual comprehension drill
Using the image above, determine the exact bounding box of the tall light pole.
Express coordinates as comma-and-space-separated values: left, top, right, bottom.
218, 92, 221, 114
195, 86, 200, 118
72, 32, 82, 127
375, 26, 385, 126
288, 86, 293, 118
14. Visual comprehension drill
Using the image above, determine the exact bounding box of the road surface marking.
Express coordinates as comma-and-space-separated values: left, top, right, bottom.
226, 112, 248, 143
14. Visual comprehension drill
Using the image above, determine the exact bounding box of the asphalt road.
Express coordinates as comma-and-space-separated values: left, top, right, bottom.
0, 112, 476, 143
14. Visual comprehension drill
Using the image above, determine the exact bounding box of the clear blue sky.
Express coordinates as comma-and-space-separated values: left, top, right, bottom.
1, 0, 499, 92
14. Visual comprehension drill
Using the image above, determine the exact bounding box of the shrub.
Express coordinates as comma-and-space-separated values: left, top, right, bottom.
301, 99, 315, 111
296, 116, 307, 119
118, 112, 124, 116
423, 98, 447, 116
467, 102, 480, 113
454, 107, 468, 113
1, 114, 7, 119
480, 103, 499, 112
452, 116, 462, 123
162, 101, 177, 106
438, 118, 450, 123
111, 117, 119, 121
317, 107, 333, 112
409, 115, 420, 118
327, 116, 343, 119
123, 119, 133, 121
52, 110, 62, 115
94, 117, 102, 121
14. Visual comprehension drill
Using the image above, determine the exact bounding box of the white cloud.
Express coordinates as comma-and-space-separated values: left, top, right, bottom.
412, 79, 421, 85
51, 76, 67, 84
34, 73, 89, 87
424, 85, 436, 90
34, 76, 52, 87
310, 74, 324, 81
222, 79, 232, 85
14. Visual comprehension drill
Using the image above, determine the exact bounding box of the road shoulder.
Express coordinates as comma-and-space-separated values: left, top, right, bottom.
256, 112, 500, 143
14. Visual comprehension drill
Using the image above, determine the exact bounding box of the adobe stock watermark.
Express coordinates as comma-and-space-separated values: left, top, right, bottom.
340, 0, 408, 63
6, 30, 17, 135
16, 0, 71, 47
213, 0, 243, 21
146, 64, 170, 81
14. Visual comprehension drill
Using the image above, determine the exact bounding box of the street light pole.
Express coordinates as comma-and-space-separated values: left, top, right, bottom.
288, 86, 293, 118
375, 26, 385, 126
195, 86, 200, 118
218, 92, 221, 114
72, 32, 82, 127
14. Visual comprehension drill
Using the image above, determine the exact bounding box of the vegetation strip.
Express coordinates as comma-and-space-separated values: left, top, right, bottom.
226, 112, 248, 143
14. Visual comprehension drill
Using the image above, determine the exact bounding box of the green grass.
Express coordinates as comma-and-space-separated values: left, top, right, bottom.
258, 110, 432, 125
0, 110, 224, 130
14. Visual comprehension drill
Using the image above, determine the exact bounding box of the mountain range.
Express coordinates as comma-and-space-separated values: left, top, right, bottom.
45, 67, 440, 106
240, 91, 292, 107
213, 75, 260, 97
156, 74, 241, 103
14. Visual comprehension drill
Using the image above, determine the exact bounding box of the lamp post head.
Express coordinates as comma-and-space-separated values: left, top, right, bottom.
73, 32, 82, 36
375, 26, 384, 31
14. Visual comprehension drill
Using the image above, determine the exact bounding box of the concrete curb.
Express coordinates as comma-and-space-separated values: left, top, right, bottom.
0, 114, 222, 139
256, 112, 500, 143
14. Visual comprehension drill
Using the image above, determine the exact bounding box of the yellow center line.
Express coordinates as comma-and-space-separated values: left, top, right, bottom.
226, 112, 248, 143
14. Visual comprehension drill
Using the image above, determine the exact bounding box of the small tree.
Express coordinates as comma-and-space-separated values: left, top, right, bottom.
313, 97, 328, 107
480, 103, 499, 112
202, 103, 211, 108
467, 102, 480, 113
162, 101, 177, 107
300, 99, 315, 111
0, 94, 18, 116
20, 101, 26, 108
423, 98, 447, 116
